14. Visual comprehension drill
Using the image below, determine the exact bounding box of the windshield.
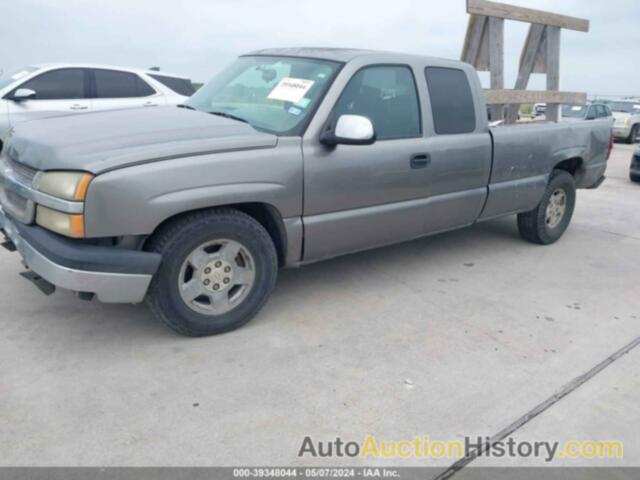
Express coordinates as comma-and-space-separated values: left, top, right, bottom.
604, 101, 640, 114
185, 56, 341, 135
561, 104, 587, 118
0, 66, 39, 91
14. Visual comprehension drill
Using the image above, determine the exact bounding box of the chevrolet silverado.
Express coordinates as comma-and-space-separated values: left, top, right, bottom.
0, 48, 612, 336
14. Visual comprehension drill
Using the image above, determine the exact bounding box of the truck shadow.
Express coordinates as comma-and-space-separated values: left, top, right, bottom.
18, 217, 521, 342
257, 217, 523, 325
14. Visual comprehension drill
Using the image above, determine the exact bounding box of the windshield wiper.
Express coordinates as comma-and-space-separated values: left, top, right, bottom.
177, 104, 196, 110
208, 110, 249, 124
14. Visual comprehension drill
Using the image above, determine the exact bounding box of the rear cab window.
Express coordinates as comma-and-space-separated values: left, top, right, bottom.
149, 74, 195, 96
425, 67, 476, 134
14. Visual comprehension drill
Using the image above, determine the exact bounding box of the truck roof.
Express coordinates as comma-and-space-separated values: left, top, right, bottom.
245, 47, 443, 65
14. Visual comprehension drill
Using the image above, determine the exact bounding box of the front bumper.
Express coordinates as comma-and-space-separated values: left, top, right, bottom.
0, 206, 161, 303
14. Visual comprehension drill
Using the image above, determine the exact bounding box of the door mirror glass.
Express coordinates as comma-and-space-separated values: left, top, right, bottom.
321, 114, 375, 146
12, 88, 36, 101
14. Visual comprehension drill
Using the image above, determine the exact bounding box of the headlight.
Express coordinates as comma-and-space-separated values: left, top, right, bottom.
624, 118, 631, 127
33, 171, 93, 238
34, 171, 93, 201
36, 206, 85, 238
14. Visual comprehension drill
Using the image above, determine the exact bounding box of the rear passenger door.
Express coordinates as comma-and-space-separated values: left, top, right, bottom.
89, 69, 162, 111
420, 66, 492, 231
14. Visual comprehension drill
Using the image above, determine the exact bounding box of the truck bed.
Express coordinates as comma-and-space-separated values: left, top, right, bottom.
479, 119, 611, 220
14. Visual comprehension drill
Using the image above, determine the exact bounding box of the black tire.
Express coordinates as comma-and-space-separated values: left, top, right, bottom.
627, 125, 639, 144
517, 170, 576, 245
145, 208, 278, 337
631, 173, 640, 183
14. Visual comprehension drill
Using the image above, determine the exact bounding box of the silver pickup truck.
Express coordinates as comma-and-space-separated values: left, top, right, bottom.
0, 48, 612, 336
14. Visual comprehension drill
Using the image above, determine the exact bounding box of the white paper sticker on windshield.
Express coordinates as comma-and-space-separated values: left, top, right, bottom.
571, 106, 582, 111
634, 105, 640, 109
268, 77, 314, 103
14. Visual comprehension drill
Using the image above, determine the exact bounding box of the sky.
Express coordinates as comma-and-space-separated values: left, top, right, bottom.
1, 0, 638, 97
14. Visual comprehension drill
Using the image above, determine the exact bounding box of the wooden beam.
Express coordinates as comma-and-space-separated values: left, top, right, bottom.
488, 16, 504, 121
505, 24, 546, 123
461, 15, 488, 67
532, 30, 547, 74
545, 26, 561, 122
484, 89, 586, 105
466, 0, 589, 32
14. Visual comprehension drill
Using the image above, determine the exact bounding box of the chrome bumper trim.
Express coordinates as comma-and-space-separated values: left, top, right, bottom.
1, 206, 152, 304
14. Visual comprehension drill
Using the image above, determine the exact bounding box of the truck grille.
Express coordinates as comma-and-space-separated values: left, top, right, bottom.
0, 155, 39, 224
7, 156, 38, 186
4, 189, 29, 212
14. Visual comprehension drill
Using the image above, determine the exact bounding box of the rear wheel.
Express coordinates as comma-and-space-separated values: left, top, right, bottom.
145, 209, 278, 336
631, 173, 640, 183
518, 170, 576, 245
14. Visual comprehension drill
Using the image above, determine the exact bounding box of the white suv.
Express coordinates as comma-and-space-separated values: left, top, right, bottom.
0, 63, 195, 145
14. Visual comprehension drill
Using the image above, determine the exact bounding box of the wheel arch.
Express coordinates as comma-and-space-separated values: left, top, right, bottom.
144, 202, 288, 267
553, 157, 584, 177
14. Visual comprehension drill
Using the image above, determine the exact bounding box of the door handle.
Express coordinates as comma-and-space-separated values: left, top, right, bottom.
410, 153, 431, 169
143, 101, 158, 107
70, 104, 88, 110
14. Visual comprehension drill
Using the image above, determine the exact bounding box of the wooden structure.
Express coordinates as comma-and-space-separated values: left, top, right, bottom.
461, 0, 590, 123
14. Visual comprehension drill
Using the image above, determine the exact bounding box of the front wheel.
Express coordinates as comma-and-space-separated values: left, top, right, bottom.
517, 170, 576, 245
627, 125, 639, 144
145, 209, 278, 336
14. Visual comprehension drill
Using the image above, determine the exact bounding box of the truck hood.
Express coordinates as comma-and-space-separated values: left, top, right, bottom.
7, 106, 278, 174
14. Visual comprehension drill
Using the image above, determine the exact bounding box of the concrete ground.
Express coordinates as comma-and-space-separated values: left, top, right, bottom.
0, 143, 638, 474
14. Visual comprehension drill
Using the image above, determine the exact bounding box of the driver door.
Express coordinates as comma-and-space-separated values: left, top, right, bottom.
302, 65, 431, 262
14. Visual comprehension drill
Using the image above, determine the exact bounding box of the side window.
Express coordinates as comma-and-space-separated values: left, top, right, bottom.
333, 65, 421, 140
18, 69, 85, 100
425, 67, 476, 134
586, 107, 596, 119
93, 70, 155, 98
596, 105, 609, 118
149, 74, 195, 96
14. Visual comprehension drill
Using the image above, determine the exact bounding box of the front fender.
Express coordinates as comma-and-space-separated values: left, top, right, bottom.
83, 140, 303, 238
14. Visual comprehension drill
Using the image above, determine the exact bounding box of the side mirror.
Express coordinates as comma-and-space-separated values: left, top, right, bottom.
11, 88, 36, 102
320, 114, 376, 146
